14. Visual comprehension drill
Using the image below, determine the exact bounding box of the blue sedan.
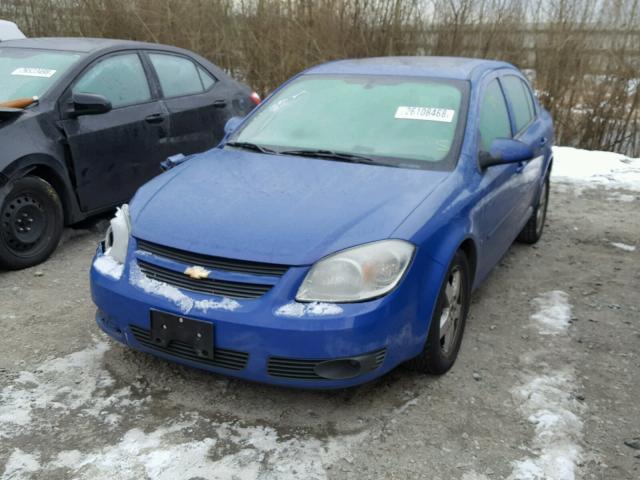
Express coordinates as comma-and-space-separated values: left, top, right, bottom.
90, 57, 553, 388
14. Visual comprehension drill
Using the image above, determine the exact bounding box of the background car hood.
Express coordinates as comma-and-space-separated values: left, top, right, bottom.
131, 149, 449, 265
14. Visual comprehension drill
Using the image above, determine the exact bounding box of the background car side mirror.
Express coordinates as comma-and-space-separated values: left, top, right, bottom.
70, 93, 112, 117
479, 138, 534, 169
224, 116, 244, 136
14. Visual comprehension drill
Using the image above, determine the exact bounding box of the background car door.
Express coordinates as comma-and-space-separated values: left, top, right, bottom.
60, 52, 169, 212
475, 78, 524, 272
500, 75, 547, 218
146, 51, 234, 155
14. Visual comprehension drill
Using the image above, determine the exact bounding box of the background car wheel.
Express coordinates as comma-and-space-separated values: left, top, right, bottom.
405, 250, 471, 375
517, 175, 550, 244
0, 176, 63, 270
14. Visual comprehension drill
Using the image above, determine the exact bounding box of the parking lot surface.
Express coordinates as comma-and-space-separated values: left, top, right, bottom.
1, 181, 639, 480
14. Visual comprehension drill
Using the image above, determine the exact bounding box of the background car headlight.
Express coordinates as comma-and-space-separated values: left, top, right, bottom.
296, 240, 415, 302
104, 204, 131, 264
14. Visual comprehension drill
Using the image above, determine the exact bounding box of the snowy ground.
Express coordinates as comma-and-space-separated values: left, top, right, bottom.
1, 146, 639, 480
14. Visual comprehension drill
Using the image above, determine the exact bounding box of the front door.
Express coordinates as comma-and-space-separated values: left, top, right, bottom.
475, 78, 525, 276
60, 52, 168, 212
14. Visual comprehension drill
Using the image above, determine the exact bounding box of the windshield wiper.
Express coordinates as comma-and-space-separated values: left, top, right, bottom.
279, 148, 377, 165
225, 141, 278, 155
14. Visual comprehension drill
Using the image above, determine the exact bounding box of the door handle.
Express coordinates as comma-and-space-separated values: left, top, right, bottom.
515, 161, 526, 173
145, 113, 165, 124
540, 136, 548, 146
212, 100, 227, 109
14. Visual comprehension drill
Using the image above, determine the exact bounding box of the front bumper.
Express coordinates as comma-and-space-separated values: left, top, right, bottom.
91, 241, 444, 389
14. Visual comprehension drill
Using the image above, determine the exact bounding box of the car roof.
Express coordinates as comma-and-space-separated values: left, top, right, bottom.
0, 37, 175, 53
306, 56, 515, 80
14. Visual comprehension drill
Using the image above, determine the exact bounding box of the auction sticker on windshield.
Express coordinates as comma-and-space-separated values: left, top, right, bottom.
11, 67, 57, 78
395, 106, 455, 122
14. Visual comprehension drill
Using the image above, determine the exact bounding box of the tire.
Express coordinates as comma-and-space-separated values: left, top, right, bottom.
0, 176, 64, 270
517, 175, 549, 244
405, 250, 471, 375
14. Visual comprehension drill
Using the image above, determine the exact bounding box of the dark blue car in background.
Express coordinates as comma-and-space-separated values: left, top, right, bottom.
91, 56, 553, 388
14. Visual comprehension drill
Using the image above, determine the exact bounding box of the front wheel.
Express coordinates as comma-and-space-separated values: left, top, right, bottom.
517, 176, 549, 244
405, 250, 471, 375
0, 176, 64, 270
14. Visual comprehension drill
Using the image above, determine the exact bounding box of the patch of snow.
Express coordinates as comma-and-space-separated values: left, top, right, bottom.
508, 291, 584, 480
93, 253, 124, 280
552, 146, 640, 192
276, 301, 343, 317
0, 337, 369, 479
16, 415, 367, 480
393, 398, 419, 415
2, 449, 41, 479
0, 341, 144, 438
129, 262, 239, 314
530, 290, 571, 335
607, 192, 636, 202
509, 371, 583, 480
196, 297, 241, 312
611, 242, 636, 252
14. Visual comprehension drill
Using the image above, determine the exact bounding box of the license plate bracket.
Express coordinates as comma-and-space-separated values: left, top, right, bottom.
150, 310, 214, 360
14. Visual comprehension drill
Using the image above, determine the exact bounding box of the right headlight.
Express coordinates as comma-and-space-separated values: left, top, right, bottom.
104, 204, 131, 264
296, 240, 415, 303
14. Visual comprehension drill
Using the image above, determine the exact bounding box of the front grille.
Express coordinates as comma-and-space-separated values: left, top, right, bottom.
267, 349, 386, 380
136, 239, 288, 277
130, 325, 249, 370
138, 260, 273, 299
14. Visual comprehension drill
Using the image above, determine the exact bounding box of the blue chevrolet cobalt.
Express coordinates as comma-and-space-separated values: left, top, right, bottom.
91, 57, 553, 388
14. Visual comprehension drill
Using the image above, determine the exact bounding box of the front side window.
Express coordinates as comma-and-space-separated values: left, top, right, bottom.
478, 79, 511, 151
0, 47, 82, 102
501, 76, 535, 133
149, 53, 204, 98
73, 53, 151, 108
231, 75, 469, 170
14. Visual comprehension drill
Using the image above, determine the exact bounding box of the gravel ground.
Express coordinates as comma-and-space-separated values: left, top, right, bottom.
0, 182, 638, 480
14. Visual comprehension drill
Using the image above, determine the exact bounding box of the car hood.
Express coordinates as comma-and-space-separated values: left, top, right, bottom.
131, 148, 449, 265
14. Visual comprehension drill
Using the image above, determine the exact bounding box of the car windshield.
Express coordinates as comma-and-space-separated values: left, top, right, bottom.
230, 74, 469, 170
0, 47, 83, 103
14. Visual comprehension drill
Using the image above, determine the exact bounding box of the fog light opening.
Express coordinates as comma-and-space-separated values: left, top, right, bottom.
314, 358, 363, 380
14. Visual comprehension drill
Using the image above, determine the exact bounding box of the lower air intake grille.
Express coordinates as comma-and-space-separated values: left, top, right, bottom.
267, 349, 386, 380
130, 325, 249, 371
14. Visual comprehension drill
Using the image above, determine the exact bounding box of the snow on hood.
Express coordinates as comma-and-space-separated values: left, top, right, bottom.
130, 148, 448, 265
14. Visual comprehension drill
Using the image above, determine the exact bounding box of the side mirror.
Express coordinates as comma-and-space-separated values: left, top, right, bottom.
224, 116, 244, 136
479, 138, 534, 169
70, 93, 112, 117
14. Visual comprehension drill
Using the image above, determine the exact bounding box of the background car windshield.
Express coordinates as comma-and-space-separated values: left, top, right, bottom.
0, 47, 82, 102
233, 75, 467, 168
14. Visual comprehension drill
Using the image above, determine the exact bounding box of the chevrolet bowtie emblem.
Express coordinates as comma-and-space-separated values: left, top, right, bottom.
184, 265, 210, 280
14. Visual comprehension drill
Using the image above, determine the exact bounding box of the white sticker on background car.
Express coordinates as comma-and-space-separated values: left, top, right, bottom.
394, 106, 455, 122
11, 67, 57, 78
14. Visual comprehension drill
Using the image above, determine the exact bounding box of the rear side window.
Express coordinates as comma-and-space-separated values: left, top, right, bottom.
149, 53, 204, 97
478, 79, 511, 151
501, 76, 535, 133
73, 53, 151, 108
198, 66, 216, 90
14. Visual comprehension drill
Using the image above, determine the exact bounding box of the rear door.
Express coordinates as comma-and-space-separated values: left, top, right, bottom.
499, 75, 546, 217
146, 51, 234, 155
60, 51, 169, 212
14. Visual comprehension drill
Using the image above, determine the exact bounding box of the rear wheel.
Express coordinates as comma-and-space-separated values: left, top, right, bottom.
0, 176, 63, 270
517, 175, 549, 244
405, 250, 471, 374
